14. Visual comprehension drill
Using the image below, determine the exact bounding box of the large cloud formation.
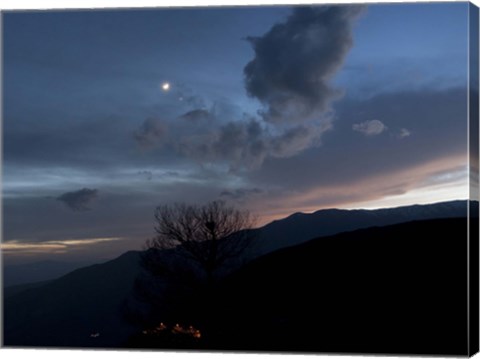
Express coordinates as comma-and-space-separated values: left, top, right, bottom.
244, 5, 364, 123
135, 6, 363, 171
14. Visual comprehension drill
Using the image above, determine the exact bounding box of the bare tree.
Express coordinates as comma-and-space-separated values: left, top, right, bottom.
145, 201, 256, 285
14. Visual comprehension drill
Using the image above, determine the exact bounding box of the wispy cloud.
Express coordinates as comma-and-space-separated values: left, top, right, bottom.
398, 128, 411, 139
353, 119, 387, 136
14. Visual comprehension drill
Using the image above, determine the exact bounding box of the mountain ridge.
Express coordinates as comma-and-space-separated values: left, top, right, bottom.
3, 200, 469, 287
253, 199, 467, 255
2, 200, 471, 349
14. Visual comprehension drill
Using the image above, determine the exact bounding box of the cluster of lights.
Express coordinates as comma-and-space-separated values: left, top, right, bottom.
142, 322, 201, 339
171, 323, 202, 339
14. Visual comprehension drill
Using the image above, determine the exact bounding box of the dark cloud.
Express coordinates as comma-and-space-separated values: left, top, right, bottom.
134, 118, 167, 149
175, 117, 265, 170
57, 188, 99, 211
175, 114, 331, 171
244, 5, 364, 123
179, 109, 214, 122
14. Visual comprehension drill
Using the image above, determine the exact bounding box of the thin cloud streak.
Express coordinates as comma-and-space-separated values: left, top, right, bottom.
1, 237, 124, 255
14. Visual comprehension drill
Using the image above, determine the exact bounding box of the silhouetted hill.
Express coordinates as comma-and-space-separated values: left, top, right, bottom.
214, 218, 468, 355
253, 200, 467, 255
3, 251, 142, 348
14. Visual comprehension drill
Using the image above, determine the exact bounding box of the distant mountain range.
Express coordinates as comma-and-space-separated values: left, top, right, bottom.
3, 259, 100, 287
2, 200, 472, 352
252, 200, 468, 255
3, 200, 468, 287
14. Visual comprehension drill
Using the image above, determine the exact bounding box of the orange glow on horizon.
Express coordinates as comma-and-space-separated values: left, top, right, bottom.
252, 154, 468, 226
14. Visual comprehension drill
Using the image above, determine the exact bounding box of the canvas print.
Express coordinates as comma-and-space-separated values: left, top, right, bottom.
1, 1, 479, 356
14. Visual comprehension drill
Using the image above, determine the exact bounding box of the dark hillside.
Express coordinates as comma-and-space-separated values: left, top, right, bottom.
214, 218, 468, 355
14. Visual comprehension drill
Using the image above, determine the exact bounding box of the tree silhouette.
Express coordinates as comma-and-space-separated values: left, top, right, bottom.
144, 201, 256, 286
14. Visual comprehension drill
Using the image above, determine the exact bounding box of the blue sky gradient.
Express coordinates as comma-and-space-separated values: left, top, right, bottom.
2, 2, 472, 262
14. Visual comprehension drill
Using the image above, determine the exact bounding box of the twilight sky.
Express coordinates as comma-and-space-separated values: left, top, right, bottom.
2, 2, 471, 263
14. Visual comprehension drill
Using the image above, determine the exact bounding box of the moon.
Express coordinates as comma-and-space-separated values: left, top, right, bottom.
161, 82, 171, 92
